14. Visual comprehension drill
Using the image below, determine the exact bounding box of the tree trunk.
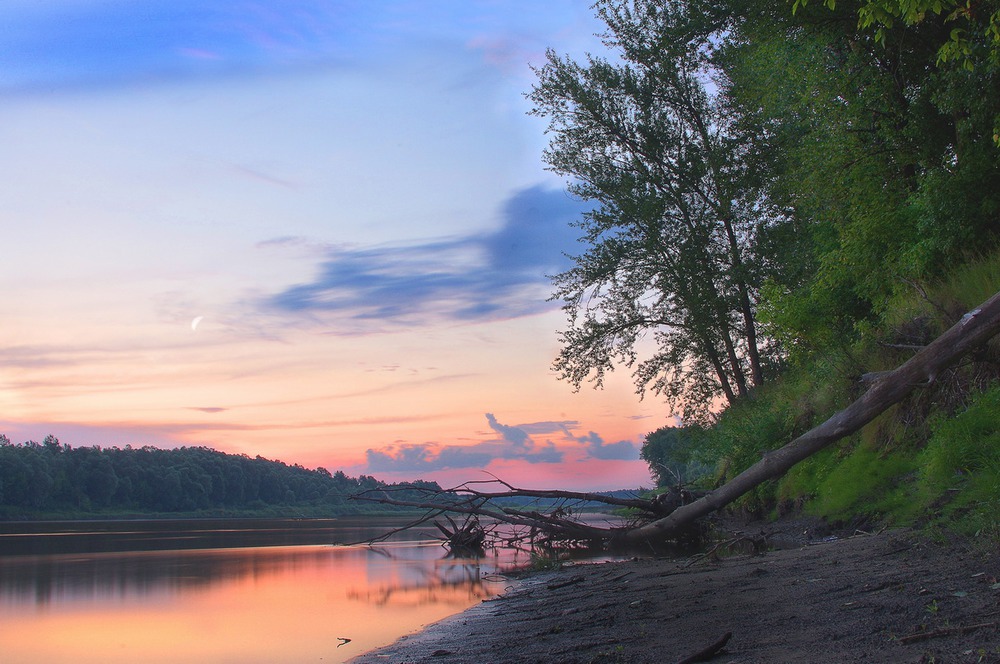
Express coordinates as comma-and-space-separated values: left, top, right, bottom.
358, 291, 1000, 550
623, 290, 1000, 544
716, 304, 750, 397
700, 332, 739, 405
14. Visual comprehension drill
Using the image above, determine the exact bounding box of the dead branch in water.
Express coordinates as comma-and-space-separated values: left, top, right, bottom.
355, 291, 1000, 549
352, 475, 677, 548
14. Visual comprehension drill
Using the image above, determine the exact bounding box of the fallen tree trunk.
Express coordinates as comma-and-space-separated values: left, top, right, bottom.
353, 477, 642, 545
356, 291, 1000, 548
622, 290, 1000, 544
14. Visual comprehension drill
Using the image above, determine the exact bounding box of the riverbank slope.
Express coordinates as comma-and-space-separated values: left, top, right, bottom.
351, 528, 999, 663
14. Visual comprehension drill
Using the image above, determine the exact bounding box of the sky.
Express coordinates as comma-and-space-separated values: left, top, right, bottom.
0, 1, 672, 491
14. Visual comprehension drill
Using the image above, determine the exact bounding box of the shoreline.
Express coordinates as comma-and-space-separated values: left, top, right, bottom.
350, 527, 999, 663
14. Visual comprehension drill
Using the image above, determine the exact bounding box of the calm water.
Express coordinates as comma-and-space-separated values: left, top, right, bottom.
0, 516, 622, 663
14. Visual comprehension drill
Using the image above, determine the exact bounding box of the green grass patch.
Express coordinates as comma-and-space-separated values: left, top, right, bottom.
806, 443, 919, 522
914, 386, 1000, 539
657, 250, 1000, 535
776, 446, 837, 509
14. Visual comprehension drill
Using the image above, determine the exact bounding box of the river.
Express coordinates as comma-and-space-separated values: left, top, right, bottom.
0, 516, 625, 663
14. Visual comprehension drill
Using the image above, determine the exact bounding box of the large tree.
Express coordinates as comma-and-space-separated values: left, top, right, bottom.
722, 0, 1000, 352
529, 0, 787, 421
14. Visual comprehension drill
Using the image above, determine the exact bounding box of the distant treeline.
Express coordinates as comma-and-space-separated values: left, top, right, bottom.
0, 435, 440, 518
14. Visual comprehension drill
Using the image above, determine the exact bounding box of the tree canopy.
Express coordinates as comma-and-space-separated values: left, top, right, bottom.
535, 0, 1000, 426
530, 0, 793, 421
0, 435, 437, 517
639, 424, 707, 486
363, 0, 1000, 548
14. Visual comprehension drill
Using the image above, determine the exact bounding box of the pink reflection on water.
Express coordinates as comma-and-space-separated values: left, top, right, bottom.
0, 541, 510, 664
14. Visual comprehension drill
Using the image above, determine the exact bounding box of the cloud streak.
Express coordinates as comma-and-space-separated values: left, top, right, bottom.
365, 412, 564, 473
267, 185, 586, 329
574, 431, 640, 461
0, 1, 369, 95
0, 2, 606, 101
364, 411, 641, 474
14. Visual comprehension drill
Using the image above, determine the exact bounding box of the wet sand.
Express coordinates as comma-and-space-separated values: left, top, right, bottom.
350, 527, 999, 663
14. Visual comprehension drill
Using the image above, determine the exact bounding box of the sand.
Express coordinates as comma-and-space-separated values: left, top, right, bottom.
350, 524, 999, 663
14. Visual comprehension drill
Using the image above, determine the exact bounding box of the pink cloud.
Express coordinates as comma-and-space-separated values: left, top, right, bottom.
353, 456, 652, 493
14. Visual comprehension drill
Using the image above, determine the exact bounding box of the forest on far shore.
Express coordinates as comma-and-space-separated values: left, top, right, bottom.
0, 435, 441, 519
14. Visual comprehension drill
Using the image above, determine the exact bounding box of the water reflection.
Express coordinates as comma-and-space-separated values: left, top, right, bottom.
349, 545, 503, 608
2, 546, 348, 605
0, 518, 535, 664
0, 518, 349, 556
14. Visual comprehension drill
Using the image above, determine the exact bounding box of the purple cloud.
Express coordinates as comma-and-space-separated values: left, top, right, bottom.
365, 412, 565, 473
575, 431, 640, 461
267, 185, 587, 328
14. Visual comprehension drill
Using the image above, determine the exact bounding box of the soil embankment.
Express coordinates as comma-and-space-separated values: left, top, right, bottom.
351, 526, 999, 663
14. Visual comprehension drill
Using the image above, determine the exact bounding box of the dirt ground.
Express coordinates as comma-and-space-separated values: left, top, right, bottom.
350, 523, 1000, 663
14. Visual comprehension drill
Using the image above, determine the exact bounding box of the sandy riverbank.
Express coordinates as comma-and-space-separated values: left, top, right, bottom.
350, 526, 999, 663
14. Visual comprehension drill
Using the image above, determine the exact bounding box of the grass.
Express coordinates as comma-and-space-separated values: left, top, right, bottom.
913, 386, 1000, 539
528, 551, 565, 571
806, 444, 919, 522
692, 250, 1000, 541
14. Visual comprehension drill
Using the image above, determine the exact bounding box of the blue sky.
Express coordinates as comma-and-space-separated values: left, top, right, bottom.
0, 1, 668, 490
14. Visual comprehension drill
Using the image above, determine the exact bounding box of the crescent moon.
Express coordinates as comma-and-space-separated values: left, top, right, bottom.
191, 316, 204, 331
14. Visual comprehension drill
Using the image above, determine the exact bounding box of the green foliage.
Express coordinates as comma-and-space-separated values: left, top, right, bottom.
0, 438, 438, 519
775, 446, 837, 510
688, 251, 1000, 530
791, 0, 1000, 73
879, 251, 1000, 373
531, 0, 784, 421
694, 351, 848, 486
723, 0, 1000, 355
528, 0, 1000, 539
535, 0, 999, 426
898, 250, 1000, 317
528, 550, 565, 571
640, 425, 709, 486
700, 397, 795, 481
915, 386, 1000, 536
807, 444, 920, 521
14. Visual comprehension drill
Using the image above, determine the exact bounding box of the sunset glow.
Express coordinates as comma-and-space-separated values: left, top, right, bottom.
0, 1, 668, 490
0, 542, 505, 664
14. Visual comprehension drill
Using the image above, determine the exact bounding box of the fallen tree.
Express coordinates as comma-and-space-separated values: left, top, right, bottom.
624, 289, 1000, 543
353, 477, 676, 548
357, 290, 1000, 548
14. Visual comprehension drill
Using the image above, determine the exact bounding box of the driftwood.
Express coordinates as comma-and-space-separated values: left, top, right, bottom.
434, 514, 486, 551
357, 290, 1000, 548
676, 631, 732, 664
352, 476, 658, 547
